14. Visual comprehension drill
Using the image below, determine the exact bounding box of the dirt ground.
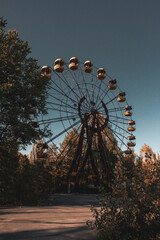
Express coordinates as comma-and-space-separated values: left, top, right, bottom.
0, 194, 98, 240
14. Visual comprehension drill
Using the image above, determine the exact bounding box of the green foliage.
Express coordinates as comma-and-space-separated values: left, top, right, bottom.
15, 154, 53, 204
87, 149, 160, 240
57, 128, 80, 175
0, 17, 51, 205
0, 17, 50, 149
0, 152, 53, 205
54, 126, 119, 193
0, 140, 19, 204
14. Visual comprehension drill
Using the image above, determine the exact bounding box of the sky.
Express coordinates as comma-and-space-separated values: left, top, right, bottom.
1, 0, 160, 155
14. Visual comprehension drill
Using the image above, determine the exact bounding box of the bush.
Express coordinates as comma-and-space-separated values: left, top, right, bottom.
87, 157, 160, 240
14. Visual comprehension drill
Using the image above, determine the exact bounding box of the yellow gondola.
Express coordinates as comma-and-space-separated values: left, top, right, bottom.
97, 68, 106, 80
108, 79, 117, 90
69, 57, 79, 70
84, 60, 93, 73
127, 120, 135, 125
54, 58, 65, 72
108, 84, 117, 90
127, 135, 136, 140
124, 105, 132, 110
128, 126, 136, 131
124, 111, 132, 116
118, 91, 126, 96
41, 66, 51, 74
127, 142, 136, 147
117, 97, 126, 102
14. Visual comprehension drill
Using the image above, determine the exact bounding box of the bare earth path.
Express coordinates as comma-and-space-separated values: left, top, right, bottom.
0, 194, 98, 240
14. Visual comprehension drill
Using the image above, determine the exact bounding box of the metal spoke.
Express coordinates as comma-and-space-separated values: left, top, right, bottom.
107, 125, 128, 140
109, 115, 128, 121
108, 119, 128, 125
65, 64, 84, 99
38, 115, 78, 125
46, 106, 77, 115
46, 101, 77, 110
108, 120, 130, 135
57, 124, 81, 163
52, 68, 80, 102
108, 107, 124, 112
107, 125, 128, 149
49, 80, 78, 105
46, 119, 81, 144
47, 92, 78, 109
78, 64, 91, 106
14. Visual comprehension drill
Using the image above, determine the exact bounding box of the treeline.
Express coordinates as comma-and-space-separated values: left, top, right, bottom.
1, 139, 159, 207
0, 144, 53, 205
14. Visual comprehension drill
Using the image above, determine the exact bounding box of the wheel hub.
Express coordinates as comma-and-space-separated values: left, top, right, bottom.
78, 97, 109, 132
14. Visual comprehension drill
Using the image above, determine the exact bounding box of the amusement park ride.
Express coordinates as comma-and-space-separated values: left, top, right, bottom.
29, 57, 136, 190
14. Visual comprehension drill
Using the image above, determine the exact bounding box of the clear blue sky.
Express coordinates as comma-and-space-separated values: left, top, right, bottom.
1, 0, 160, 155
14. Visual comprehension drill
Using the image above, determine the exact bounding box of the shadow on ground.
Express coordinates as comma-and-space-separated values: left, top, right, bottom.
0, 194, 98, 240
48, 193, 98, 206
0, 226, 97, 240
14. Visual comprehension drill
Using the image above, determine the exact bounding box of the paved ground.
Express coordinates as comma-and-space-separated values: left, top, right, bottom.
0, 194, 98, 240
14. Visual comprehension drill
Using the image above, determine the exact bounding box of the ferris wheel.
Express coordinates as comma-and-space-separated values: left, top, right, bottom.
30, 57, 136, 188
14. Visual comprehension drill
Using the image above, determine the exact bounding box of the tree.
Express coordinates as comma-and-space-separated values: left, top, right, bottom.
55, 124, 119, 192
87, 147, 160, 240
57, 127, 80, 175
140, 144, 158, 162
0, 17, 50, 150
13, 153, 53, 205
0, 141, 19, 204
0, 17, 51, 204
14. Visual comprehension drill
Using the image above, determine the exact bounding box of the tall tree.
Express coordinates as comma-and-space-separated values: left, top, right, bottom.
0, 17, 50, 150
140, 144, 158, 161
0, 18, 50, 204
56, 124, 119, 191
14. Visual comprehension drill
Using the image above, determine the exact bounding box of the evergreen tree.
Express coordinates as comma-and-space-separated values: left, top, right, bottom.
55, 124, 119, 192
